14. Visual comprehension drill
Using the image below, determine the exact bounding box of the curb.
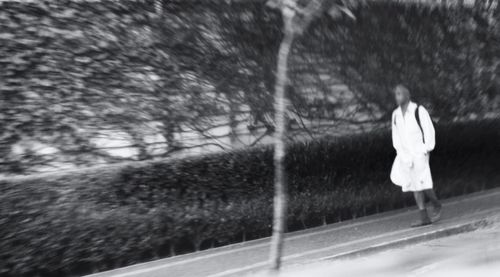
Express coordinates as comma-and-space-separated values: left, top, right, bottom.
214, 218, 496, 277
317, 218, 491, 262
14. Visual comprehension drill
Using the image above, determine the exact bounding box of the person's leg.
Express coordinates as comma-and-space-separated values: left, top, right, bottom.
413, 191, 426, 210
424, 189, 441, 208
411, 191, 431, 227
424, 189, 442, 222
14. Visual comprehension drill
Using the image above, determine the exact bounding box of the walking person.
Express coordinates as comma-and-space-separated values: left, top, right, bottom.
390, 85, 442, 227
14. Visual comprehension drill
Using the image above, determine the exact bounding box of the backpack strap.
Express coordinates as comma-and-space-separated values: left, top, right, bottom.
415, 105, 425, 144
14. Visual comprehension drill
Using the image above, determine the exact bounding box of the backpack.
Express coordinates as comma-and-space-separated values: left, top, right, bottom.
414, 105, 425, 144
393, 104, 426, 144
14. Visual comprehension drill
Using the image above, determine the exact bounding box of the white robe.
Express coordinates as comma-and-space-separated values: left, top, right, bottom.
390, 102, 436, 192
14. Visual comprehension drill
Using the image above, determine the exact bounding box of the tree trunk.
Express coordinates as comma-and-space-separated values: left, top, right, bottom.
155, 0, 163, 15
229, 99, 239, 146
268, 22, 295, 272
169, 242, 176, 256
164, 121, 176, 151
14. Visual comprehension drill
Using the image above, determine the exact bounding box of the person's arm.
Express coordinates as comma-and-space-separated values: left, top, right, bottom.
392, 111, 402, 152
419, 106, 436, 153
392, 111, 412, 166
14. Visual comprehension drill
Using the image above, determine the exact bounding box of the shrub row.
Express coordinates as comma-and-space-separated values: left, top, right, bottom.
1, 119, 499, 276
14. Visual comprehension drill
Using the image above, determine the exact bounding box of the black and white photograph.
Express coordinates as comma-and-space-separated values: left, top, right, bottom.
1, 0, 499, 276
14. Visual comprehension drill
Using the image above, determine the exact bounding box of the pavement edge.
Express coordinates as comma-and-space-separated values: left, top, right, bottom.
318, 218, 492, 262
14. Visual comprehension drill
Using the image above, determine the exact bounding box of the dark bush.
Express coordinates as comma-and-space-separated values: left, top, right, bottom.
1, 119, 499, 276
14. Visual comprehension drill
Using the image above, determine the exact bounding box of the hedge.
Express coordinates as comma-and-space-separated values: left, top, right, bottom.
1, 119, 500, 276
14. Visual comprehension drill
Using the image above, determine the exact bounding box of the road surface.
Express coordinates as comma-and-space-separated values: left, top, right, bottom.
277, 215, 500, 277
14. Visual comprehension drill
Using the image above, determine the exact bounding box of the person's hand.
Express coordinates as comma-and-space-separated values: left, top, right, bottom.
402, 159, 414, 169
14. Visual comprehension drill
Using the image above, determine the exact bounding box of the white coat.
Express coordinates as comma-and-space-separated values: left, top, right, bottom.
390, 101, 436, 192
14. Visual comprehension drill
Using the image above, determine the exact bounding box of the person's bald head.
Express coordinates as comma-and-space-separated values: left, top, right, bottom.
393, 84, 411, 106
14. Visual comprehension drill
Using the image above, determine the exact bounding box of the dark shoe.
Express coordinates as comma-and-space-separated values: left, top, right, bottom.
429, 204, 442, 223
411, 209, 432, 227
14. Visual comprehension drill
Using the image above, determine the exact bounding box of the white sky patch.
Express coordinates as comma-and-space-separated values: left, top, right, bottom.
90, 130, 138, 158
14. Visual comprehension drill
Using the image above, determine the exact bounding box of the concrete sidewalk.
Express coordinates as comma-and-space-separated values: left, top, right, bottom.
86, 188, 500, 277
277, 215, 500, 277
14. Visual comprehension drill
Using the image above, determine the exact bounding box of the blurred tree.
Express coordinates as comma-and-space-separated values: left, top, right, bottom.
304, 0, 500, 120
265, 0, 359, 271
0, 0, 498, 174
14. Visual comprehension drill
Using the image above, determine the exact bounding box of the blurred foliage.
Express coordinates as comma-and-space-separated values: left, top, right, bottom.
303, 1, 500, 118
1, 119, 499, 276
0, 0, 499, 173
